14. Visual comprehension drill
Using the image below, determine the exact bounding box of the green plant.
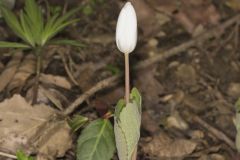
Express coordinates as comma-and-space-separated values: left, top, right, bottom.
0, 0, 82, 103
16, 151, 34, 160
68, 114, 88, 132
77, 119, 115, 160
114, 88, 141, 160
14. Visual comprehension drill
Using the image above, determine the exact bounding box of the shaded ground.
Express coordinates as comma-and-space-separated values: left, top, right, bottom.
1, 0, 240, 159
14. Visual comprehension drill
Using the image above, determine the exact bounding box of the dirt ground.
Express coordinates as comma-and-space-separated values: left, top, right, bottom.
1, 0, 240, 159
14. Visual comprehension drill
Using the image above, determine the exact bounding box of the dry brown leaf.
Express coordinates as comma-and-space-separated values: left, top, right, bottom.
40, 74, 72, 90
0, 95, 55, 153
25, 86, 68, 110
6, 46, 58, 93
34, 120, 72, 160
0, 52, 23, 92
142, 133, 197, 159
25, 86, 48, 104
0, 95, 72, 159
39, 87, 64, 110
6, 54, 35, 92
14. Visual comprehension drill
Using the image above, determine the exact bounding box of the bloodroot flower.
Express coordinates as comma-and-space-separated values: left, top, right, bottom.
116, 2, 137, 54
115, 2, 137, 103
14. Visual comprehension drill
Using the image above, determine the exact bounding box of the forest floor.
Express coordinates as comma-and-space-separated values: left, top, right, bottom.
1, 0, 240, 159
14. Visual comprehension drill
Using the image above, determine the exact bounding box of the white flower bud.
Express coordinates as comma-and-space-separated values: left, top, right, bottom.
116, 2, 137, 54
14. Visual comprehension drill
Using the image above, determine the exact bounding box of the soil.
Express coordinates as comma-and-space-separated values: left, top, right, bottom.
1, 0, 240, 159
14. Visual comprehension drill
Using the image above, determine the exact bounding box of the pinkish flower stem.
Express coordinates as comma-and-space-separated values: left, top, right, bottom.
125, 53, 130, 104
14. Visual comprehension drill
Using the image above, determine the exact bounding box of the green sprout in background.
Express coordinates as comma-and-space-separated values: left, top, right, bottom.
0, 0, 82, 103
16, 150, 34, 160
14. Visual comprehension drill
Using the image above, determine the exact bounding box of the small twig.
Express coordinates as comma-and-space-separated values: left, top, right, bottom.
191, 113, 236, 150
0, 151, 17, 159
59, 51, 80, 86
63, 75, 120, 115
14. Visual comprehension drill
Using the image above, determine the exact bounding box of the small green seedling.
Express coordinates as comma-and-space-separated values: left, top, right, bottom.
16, 150, 34, 160
0, 0, 82, 103
68, 114, 88, 132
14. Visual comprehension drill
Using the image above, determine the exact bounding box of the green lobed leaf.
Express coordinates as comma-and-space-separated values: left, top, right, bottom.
68, 115, 88, 132
0, 41, 30, 48
77, 119, 115, 160
114, 102, 141, 160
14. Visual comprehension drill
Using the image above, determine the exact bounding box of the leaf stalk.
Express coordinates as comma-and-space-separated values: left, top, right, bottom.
32, 47, 42, 104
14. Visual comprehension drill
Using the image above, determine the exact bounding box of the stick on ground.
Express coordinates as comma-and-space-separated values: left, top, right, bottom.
63, 75, 120, 115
